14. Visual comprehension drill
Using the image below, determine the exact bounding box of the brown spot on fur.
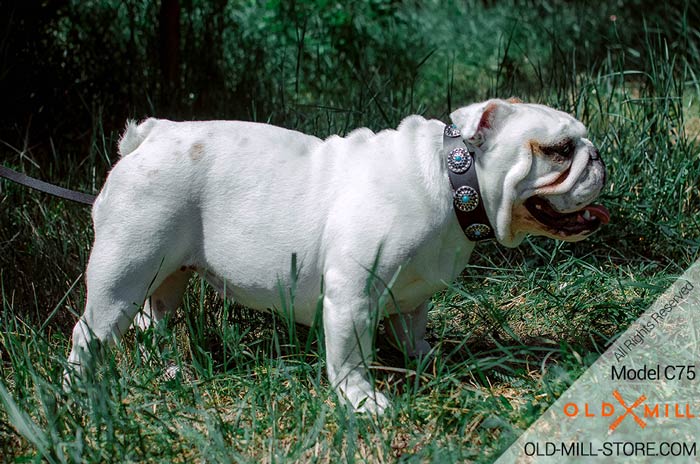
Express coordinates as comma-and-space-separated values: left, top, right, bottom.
189, 142, 205, 160
507, 97, 523, 104
529, 140, 544, 156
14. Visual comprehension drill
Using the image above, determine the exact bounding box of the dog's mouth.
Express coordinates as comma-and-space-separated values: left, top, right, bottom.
524, 196, 610, 237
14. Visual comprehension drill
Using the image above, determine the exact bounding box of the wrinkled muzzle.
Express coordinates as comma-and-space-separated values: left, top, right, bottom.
524, 144, 609, 240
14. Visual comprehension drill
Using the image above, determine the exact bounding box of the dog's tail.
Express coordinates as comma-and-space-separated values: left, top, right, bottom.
118, 118, 157, 157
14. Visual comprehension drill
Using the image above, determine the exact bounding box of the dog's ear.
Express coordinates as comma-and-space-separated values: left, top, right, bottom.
450, 99, 516, 147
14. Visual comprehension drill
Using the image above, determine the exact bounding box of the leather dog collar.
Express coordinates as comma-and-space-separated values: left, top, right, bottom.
443, 123, 495, 241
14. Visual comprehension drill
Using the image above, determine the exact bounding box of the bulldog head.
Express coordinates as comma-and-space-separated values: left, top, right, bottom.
450, 99, 609, 247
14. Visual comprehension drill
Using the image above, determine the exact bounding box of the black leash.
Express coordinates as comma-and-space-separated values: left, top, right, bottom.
0, 165, 96, 205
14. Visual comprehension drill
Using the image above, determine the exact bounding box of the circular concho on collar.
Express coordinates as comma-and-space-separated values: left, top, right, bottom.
464, 223, 491, 241
447, 147, 472, 174
454, 185, 479, 212
444, 123, 461, 138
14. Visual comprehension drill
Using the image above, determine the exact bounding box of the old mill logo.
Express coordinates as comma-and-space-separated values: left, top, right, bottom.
563, 390, 696, 432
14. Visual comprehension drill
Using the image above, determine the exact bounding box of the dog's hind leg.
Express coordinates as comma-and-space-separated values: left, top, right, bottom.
134, 268, 192, 331
132, 269, 192, 375
64, 232, 186, 387
64, 145, 200, 387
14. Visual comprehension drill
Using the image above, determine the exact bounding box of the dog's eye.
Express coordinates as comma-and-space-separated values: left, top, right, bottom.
542, 139, 575, 161
559, 140, 574, 157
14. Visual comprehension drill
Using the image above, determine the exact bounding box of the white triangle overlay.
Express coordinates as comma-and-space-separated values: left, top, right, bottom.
496, 259, 700, 463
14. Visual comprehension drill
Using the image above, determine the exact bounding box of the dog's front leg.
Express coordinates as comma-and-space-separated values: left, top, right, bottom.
322, 279, 389, 414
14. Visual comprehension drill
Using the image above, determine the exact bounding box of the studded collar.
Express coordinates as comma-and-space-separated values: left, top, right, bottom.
443, 123, 495, 241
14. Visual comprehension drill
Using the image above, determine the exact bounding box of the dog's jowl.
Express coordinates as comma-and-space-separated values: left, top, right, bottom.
65, 99, 608, 413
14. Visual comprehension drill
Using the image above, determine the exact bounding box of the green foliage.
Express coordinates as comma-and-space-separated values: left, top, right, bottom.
1, 0, 699, 462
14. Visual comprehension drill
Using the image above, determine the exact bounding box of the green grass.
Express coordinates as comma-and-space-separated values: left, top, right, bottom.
2, 0, 700, 462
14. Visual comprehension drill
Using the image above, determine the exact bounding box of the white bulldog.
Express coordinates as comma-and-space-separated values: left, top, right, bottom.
66, 99, 608, 413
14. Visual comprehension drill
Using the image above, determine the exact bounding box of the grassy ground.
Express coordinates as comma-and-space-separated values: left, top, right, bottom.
1, 1, 700, 462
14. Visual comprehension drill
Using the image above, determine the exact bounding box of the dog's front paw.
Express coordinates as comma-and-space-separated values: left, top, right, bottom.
345, 387, 390, 415
335, 376, 390, 414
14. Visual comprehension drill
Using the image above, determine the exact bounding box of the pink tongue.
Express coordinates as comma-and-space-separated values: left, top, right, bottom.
584, 204, 610, 224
